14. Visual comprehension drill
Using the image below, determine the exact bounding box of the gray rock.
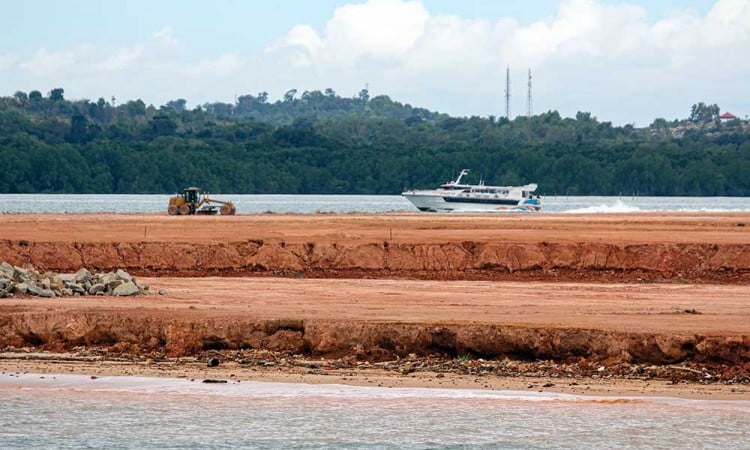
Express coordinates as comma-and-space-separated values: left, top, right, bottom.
107, 279, 124, 292
88, 283, 106, 295
0, 280, 14, 298
115, 269, 132, 282
113, 281, 139, 296
58, 273, 75, 282
61, 288, 73, 296
136, 283, 149, 292
74, 268, 92, 283
158, 288, 167, 295
49, 276, 64, 291
41, 278, 51, 290
27, 283, 55, 298
64, 281, 86, 295
98, 272, 117, 286
14, 282, 29, 294
14, 267, 31, 283
0, 262, 14, 278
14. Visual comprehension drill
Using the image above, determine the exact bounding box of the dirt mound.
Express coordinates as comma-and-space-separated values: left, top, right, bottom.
1, 239, 749, 282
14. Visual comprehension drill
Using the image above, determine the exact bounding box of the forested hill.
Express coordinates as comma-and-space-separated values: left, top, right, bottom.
1, 89, 749, 196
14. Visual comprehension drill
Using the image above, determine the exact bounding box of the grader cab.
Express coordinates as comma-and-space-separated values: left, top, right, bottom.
167, 187, 236, 215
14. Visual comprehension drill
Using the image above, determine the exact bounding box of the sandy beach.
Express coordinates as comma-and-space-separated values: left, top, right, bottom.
1, 212, 749, 399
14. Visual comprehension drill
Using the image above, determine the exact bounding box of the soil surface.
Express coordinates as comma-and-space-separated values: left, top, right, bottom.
1, 213, 749, 395
2, 277, 749, 375
2, 212, 749, 244
1, 213, 750, 282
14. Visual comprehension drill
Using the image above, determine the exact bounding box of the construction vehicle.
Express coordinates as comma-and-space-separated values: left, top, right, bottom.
167, 187, 237, 215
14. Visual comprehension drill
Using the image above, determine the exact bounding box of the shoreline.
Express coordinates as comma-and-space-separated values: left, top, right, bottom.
2, 352, 748, 401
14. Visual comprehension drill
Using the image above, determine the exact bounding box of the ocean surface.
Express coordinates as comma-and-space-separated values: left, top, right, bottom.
1, 194, 750, 214
2, 374, 749, 449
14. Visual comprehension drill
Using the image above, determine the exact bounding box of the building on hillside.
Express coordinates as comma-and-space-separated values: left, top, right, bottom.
720, 112, 738, 123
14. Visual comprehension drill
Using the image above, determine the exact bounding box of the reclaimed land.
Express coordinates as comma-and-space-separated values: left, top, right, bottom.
1, 213, 749, 398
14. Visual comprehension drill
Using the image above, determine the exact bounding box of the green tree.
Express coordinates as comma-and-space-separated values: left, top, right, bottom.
49, 88, 65, 101
67, 114, 89, 143
166, 98, 187, 112
689, 102, 720, 123
283, 89, 297, 102
149, 114, 178, 136
358, 88, 370, 103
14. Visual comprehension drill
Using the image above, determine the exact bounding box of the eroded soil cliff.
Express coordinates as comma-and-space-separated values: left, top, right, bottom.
2, 311, 748, 367
1, 239, 749, 282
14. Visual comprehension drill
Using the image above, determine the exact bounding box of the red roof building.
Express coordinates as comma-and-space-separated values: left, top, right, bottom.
720, 112, 737, 120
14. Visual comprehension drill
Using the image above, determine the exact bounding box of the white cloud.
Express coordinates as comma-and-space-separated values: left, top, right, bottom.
268, 0, 428, 66
267, 0, 750, 123
153, 26, 178, 45
4, 1, 749, 123
187, 54, 244, 77
266, 25, 323, 67
96, 47, 144, 71
20, 49, 77, 76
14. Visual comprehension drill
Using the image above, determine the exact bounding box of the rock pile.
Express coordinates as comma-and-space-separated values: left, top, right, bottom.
0, 262, 148, 298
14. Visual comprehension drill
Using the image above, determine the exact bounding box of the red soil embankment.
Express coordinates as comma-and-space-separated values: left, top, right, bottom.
1, 278, 749, 370
1, 213, 749, 282
0, 239, 749, 282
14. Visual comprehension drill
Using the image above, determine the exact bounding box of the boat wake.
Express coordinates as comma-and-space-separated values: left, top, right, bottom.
563, 199, 643, 213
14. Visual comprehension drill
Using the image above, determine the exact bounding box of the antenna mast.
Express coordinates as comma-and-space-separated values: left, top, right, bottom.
505, 67, 511, 119
526, 68, 533, 117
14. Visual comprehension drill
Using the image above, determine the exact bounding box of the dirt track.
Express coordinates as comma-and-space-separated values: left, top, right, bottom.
2, 212, 749, 244
1, 213, 749, 378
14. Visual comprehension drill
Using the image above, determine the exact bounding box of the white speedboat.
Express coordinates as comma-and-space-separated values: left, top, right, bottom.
402, 169, 541, 213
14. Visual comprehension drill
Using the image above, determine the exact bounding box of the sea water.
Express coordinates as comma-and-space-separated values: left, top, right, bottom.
1, 374, 749, 449
1, 194, 750, 214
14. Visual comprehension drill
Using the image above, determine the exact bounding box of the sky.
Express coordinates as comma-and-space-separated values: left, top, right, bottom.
2, 0, 747, 125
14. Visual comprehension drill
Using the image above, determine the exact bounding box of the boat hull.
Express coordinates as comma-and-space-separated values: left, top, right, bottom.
402, 192, 540, 213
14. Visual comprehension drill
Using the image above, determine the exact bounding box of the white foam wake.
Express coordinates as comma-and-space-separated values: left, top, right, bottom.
563, 199, 643, 213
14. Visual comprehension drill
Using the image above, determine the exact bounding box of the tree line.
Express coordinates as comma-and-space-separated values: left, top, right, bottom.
1, 88, 748, 195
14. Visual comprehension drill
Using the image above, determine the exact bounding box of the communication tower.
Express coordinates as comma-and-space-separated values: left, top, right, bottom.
505, 67, 511, 119
526, 69, 533, 117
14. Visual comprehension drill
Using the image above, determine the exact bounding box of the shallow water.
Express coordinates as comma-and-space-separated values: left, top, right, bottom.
1, 374, 748, 449
1, 194, 750, 214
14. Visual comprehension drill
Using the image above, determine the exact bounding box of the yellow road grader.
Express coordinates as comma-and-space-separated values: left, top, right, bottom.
167, 187, 236, 215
